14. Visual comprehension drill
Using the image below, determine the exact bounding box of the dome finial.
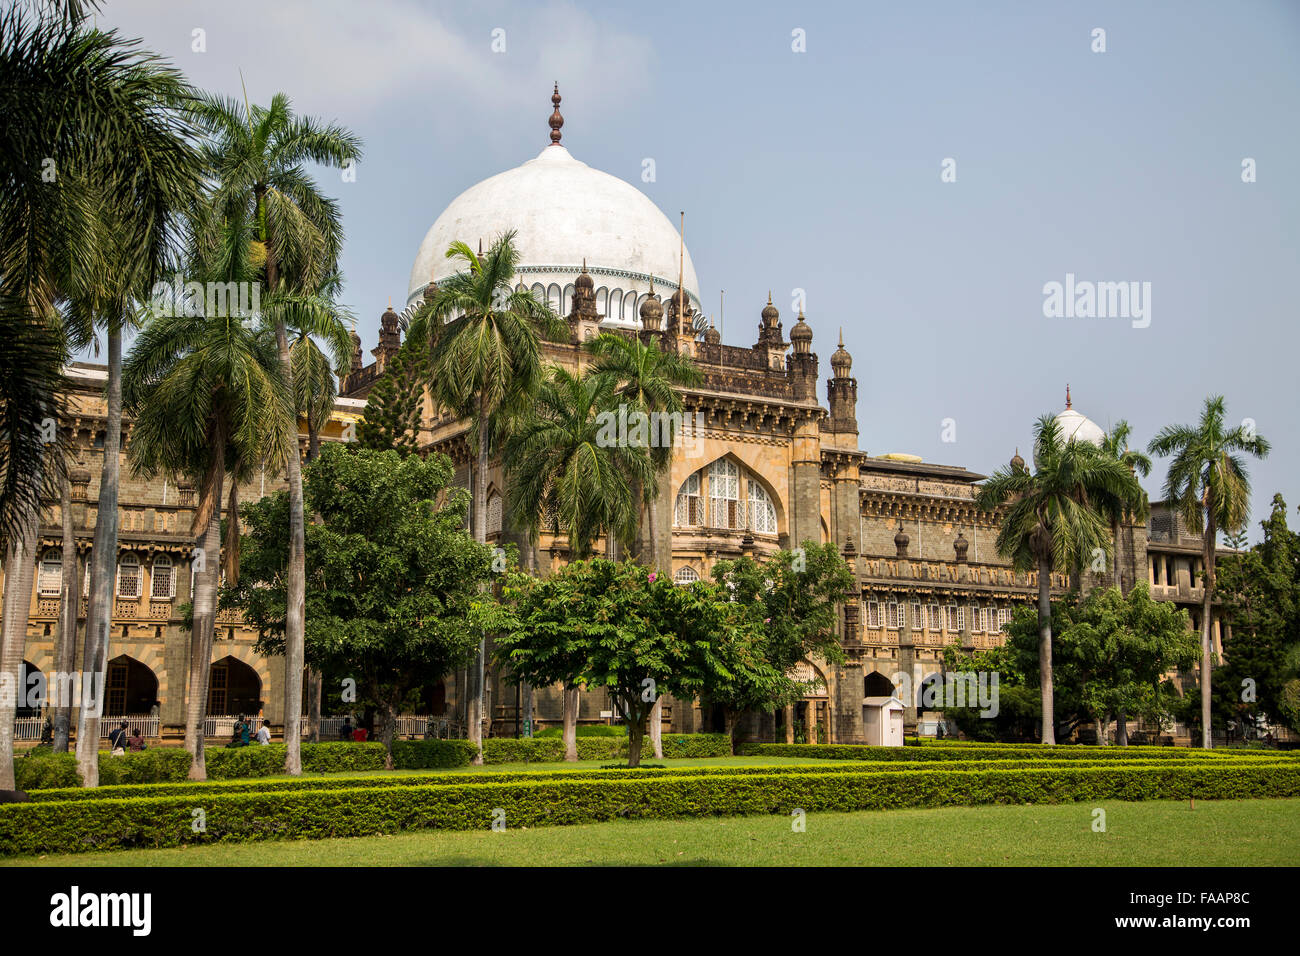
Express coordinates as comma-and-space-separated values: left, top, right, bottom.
549, 82, 564, 145
1065, 383, 1072, 409
838, 327, 844, 348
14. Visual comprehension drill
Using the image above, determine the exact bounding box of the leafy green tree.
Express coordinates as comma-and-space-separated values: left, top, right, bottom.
1149, 395, 1270, 748
356, 337, 428, 456
940, 642, 1037, 741
976, 415, 1143, 743
496, 559, 758, 767
707, 543, 855, 746
1, 2, 204, 788
1051, 585, 1197, 743
228, 442, 494, 764
406, 230, 565, 762
191, 90, 362, 775
1215, 494, 1300, 735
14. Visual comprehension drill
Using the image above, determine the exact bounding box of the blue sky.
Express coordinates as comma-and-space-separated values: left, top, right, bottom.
102, 0, 1300, 541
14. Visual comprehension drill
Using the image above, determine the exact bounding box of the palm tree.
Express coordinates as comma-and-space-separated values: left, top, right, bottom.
190, 91, 361, 775
1098, 421, 1153, 592
1148, 395, 1269, 749
976, 415, 1143, 744
288, 274, 352, 745
504, 365, 656, 759
51, 467, 80, 752
291, 273, 353, 463
408, 231, 565, 761
1096, 421, 1152, 745
583, 330, 699, 756
123, 218, 293, 781
584, 331, 700, 568
1, 4, 203, 788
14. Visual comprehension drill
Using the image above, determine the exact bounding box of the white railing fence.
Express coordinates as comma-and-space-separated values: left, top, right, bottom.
298, 715, 458, 740
13, 714, 162, 742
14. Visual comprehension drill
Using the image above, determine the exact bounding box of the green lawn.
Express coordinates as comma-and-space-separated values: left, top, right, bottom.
8, 798, 1297, 867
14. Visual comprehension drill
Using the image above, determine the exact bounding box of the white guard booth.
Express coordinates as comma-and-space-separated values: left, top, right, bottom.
862, 696, 905, 747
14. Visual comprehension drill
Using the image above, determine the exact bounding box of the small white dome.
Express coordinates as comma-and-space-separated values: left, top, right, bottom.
406, 143, 700, 326
1054, 390, 1105, 447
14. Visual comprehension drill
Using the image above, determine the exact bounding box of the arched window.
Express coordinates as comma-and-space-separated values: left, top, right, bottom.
674, 565, 700, 585
562, 283, 575, 315
674, 472, 701, 527
530, 282, 546, 306
747, 480, 777, 534
595, 287, 608, 316
608, 289, 622, 320
546, 283, 561, 313
487, 492, 503, 536
37, 548, 62, 596
708, 459, 740, 529
116, 553, 142, 599
151, 554, 175, 600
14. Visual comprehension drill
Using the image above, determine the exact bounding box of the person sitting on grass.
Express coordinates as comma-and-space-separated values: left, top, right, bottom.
230, 715, 250, 748
127, 729, 146, 752
256, 719, 272, 745
339, 717, 354, 741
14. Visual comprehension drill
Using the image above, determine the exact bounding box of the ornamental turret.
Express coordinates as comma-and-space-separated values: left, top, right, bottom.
638, 279, 665, 347
374, 302, 401, 371
754, 292, 787, 369
826, 328, 857, 437
568, 259, 601, 341
786, 309, 818, 401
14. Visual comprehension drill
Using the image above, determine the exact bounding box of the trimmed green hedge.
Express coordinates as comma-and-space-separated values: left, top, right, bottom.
23, 757, 1226, 803
14, 734, 732, 789
735, 743, 1286, 762
4, 761, 1297, 856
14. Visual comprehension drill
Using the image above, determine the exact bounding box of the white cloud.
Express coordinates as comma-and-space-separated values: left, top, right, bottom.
101, 0, 654, 125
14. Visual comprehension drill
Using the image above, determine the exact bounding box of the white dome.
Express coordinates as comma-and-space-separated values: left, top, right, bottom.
1054, 406, 1105, 446
406, 144, 701, 326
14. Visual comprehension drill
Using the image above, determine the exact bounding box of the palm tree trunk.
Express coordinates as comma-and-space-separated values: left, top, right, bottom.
562, 682, 578, 762
185, 456, 223, 781
76, 325, 123, 787
273, 317, 307, 775
0, 505, 40, 790
1037, 554, 1056, 745
53, 472, 79, 752
1201, 507, 1217, 749
469, 394, 490, 764
650, 695, 663, 759
304, 423, 323, 746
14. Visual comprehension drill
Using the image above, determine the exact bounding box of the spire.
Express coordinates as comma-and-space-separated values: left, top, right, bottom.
838, 327, 844, 348
1066, 383, 1072, 409
549, 82, 563, 145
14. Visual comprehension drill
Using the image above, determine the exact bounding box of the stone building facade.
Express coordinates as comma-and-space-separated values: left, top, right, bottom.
2, 94, 1232, 744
